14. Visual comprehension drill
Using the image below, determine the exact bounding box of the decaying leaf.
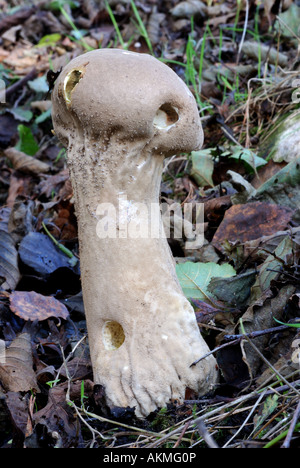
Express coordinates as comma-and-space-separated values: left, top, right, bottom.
208, 269, 257, 308
171, 0, 206, 18
0, 230, 20, 291
29, 380, 94, 448
212, 202, 293, 252
241, 41, 288, 67
0, 332, 38, 392
10, 290, 69, 321
5, 392, 33, 440
240, 284, 297, 375
7, 199, 34, 243
251, 235, 294, 299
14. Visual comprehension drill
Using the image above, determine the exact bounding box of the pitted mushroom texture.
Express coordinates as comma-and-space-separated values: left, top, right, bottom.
52, 49, 218, 418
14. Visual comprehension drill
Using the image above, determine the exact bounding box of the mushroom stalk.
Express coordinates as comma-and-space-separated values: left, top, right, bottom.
52, 49, 218, 417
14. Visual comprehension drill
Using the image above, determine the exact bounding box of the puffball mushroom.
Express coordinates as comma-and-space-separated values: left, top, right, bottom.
51, 49, 218, 418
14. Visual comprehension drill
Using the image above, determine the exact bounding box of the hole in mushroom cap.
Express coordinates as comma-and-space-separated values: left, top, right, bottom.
153, 103, 179, 130
102, 321, 125, 350
63, 69, 83, 104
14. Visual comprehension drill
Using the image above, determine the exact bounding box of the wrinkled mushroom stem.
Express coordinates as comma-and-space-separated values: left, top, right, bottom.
52, 49, 218, 418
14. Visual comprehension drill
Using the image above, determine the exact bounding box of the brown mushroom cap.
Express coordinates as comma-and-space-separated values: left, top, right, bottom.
52, 48, 203, 157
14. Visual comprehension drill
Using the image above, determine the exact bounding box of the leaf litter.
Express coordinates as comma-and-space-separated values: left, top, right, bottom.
0, 0, 299, 449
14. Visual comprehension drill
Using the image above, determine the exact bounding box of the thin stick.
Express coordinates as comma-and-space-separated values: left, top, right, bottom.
236, 0, 249, 65
242, 334, 300, 396
191, 324, 293, 367
173, 421, 190, 448
281, 400, 300, 448
195, 418, 219, 448
222, 390, 267, 448
0, 68, 37, 102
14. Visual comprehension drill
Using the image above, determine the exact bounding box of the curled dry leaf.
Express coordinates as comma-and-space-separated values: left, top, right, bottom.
0, 332, 38, 392
0, 230, 20, 291
4, 148, 51, 175
10, 290, 69, 321
171, 0, 207, 18
241, 41, 288, 68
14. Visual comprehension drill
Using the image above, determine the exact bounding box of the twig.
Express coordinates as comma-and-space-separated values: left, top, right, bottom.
223, 324, 292, 342
242, 334, 300, 396
281, 400, 300, 448
191, 324, 293, 367
222, 390, 267, 448
195, 418, 219, 448
0, 68, 37, 103
236, 0, 249, 65
172, 421, 190, 448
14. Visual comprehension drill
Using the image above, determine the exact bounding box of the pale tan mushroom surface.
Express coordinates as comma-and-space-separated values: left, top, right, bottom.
52, 48, 218, 418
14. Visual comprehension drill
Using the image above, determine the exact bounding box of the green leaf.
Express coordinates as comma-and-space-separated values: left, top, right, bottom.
176, 261, 236, 301
275, 3, 300, 38
190, 150, 214, 187
35, 107, 52, 124
15, 125, 39, 156
28, 75, 49, 94
253, 395, 279, 432
229, 146, 267, 172
36, 33, 62, 48
7, 107, 33, 122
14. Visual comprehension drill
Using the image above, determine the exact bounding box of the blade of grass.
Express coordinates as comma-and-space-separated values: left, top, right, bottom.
42, 221, 78, 267
130, 0, 153, 54
263, 423, 300, 448
104, 0, 126, 48
58, 3, 93, 51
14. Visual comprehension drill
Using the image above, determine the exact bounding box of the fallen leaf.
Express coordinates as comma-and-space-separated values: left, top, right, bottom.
19, 232, 75, 275
241, 284, 296, 375
176, 261, 236, 301
253, 394, 279, 432
171, 0, 207, 18
190, 150, 214, 188
0, 332, 38, 392
4, 148, 51, 175
29, 380, 93, 448
252, 156, 300, 222
15, 125, 39, 156
241, 41, 288, 67
250, 235, 295, 300
208, 269, 257, 308
212, 202, 293, 252
10, 290, 69, 321
0, 230, 20, 291
5, 391, 33, 440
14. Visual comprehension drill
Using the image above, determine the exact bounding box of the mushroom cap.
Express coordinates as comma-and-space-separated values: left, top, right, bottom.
52, 49, 203, 156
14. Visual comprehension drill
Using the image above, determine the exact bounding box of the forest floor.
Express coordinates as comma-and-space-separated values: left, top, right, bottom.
0, 0, 300, 449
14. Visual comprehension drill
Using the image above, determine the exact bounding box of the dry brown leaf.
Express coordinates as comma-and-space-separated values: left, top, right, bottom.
4, 148, 51, 175
10, 291, 69, 321
5, 391, 33, 438
0, 332, 38, 392
212, 202, 293, 252
0, 230, 20, 291
3, 44, 49, 74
